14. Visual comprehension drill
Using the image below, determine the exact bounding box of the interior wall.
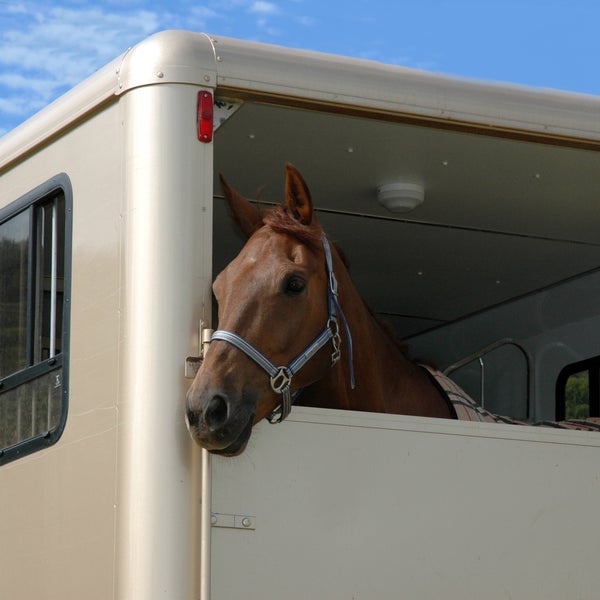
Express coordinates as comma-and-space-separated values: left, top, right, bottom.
408, 269, 600, 420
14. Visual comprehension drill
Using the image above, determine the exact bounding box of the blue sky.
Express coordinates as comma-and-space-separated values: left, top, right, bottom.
1, 0, 599, 138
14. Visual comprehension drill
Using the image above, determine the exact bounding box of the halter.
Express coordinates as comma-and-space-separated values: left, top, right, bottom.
210, 234, 355, 424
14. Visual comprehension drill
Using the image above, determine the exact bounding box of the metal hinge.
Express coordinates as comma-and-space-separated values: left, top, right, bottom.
211, 512, 256, 531
185, 322, 214, 379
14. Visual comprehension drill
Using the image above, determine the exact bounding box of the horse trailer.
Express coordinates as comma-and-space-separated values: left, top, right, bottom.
1, 30, 600, 599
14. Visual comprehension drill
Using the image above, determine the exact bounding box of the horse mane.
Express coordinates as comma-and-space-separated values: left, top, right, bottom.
365, 303, 412, 359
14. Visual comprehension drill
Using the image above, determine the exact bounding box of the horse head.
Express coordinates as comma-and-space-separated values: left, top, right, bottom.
186, 164, 346, 455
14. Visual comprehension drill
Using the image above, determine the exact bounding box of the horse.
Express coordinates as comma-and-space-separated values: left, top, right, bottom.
185, 164, 600, 455
185, 163, 461, 456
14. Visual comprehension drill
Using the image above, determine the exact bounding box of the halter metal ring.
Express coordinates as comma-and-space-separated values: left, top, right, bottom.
270, 366, 292, 395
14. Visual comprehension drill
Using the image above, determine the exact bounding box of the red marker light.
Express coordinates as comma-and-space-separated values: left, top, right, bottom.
197, 91, 213, 143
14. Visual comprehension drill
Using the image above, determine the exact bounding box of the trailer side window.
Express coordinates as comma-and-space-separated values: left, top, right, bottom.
0, 175, 72, 465
556, 357, 600, 421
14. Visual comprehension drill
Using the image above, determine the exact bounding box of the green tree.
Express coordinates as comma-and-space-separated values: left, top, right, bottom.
565, 373, 589, 420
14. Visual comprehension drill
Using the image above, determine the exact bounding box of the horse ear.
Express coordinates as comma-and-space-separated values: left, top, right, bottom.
220, 174, 263, 239
284, 163, 313, 226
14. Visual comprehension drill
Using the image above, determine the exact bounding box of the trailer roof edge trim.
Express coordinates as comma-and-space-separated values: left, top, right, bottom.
211, 34, 600, 144
2, 29, 600, 172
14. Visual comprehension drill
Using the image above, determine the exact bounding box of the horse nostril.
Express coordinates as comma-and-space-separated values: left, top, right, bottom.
205, 394, 229, 431
186, 407, 199, 429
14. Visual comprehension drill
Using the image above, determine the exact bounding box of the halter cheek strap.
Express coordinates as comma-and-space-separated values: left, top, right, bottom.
210, 233, 355, 424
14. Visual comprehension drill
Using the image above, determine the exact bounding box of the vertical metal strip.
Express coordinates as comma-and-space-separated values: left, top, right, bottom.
47, 200, 58, 432
49, 200, 58, 358
200, 448, 212, 600
479, 357, 485, 409
25, 205, 37, 367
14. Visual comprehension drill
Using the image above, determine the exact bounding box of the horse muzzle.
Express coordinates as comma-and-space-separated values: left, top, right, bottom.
185, 387, 255, 456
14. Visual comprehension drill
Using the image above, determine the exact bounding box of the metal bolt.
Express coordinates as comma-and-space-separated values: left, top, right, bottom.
241, 517, 252, 528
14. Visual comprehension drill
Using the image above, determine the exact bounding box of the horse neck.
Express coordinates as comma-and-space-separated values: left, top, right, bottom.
304, 257, 453, 419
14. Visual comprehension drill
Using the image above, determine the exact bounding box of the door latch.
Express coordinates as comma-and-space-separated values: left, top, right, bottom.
185, 322, 214, 378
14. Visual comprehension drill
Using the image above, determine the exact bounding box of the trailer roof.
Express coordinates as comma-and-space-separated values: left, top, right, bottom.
2, 29, 600, 169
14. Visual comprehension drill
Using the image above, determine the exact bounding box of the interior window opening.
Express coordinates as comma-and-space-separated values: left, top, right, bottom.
556, 357, 600, 422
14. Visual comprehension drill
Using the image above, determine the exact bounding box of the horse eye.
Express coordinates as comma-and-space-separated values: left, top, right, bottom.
284, 275, 306, 296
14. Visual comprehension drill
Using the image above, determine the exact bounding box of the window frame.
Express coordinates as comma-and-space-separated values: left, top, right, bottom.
0, 174, 72, 465
555, 356, 600, 422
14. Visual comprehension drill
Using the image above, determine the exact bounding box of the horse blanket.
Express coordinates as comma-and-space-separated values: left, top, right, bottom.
421, 365, 600, 431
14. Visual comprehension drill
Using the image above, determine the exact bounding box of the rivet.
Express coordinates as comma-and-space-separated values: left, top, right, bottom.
157, 71, 164, 78
211, 514, 217, 525
241, 517, 252, 528
203, 75, 211, 82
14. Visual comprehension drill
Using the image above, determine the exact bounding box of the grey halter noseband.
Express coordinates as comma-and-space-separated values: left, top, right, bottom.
210, 233, 355, 424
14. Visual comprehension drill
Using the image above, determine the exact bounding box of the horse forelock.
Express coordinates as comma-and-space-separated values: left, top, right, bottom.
262, 206, 323, 252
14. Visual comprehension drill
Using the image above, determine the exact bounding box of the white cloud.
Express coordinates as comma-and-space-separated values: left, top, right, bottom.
190, 6, 220, 20
0, 73, 57, 98
4, 6, 161, 71
248, 1, 280, 16
6, 3, 30, 16
0, 96, 33, 117
0, 2, 165, 131
295, 15, 316, 26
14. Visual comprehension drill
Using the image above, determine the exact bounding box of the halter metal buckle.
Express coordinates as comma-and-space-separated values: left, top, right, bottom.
270, 367, 292, 395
